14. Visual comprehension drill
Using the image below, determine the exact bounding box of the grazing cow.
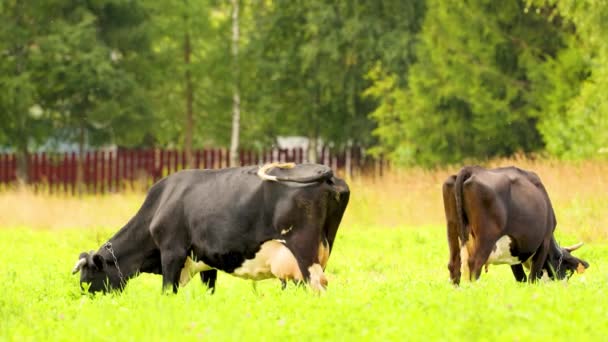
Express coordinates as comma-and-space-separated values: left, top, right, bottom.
72, 162, 350, 294
442, 165, 589, 284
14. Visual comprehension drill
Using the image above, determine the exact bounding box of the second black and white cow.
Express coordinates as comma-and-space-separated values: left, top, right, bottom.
442, 165, 589, 284
72, 162, 350, 294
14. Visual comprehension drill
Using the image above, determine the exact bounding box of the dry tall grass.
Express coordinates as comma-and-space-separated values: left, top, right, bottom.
0, 191, 144, 231
344, 156, 608, 242
2, 158, 607, 241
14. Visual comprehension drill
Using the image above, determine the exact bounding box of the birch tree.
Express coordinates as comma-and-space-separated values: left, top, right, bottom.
229, 0, 241, 167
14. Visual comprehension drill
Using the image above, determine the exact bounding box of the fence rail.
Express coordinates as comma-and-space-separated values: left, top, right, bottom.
0, 147, 383, 194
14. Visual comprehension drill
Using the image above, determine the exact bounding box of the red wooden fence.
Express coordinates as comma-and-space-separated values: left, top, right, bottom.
0, 147, 380, 194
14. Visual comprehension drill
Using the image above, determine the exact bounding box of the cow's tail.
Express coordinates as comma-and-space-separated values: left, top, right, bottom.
454, 166, 474, 245
257, 162, 333, 183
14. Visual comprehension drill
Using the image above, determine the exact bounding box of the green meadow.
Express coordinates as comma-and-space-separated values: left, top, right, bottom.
1, 226, 606, 341
2, 159, 607, 341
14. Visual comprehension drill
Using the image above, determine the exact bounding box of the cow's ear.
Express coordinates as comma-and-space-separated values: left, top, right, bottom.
92, 254, 105, 270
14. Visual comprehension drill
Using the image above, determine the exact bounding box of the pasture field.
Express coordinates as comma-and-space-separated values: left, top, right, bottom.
1, 158, 607, 341
1, 226, 606, 341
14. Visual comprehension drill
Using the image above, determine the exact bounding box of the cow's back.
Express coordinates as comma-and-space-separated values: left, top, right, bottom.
151, 168, 273, 261
463, 167, 554, 252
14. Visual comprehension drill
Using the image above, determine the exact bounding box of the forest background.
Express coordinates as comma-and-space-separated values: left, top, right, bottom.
2, 0, 607, 180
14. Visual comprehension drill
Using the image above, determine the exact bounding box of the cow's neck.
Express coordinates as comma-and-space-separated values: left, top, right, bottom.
98, 218, 156, 280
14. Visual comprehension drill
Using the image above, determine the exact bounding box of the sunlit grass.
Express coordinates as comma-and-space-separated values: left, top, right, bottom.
0, 226, 605, 341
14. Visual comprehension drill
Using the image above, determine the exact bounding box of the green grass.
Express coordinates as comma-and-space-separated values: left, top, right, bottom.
1, 225, 606, 341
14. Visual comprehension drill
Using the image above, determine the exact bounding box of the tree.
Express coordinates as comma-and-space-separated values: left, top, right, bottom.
145, 0, 233, 157
34, 1, 154, 190
243, 0, 424, 160
229, 0, 241, 167
367, 0, 568, 166
527, 0, 608, 158
0, 1, 54, 183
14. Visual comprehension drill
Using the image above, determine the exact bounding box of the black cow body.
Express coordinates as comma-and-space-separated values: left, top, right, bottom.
442, 165, 588, 284
72, 163, 350, 294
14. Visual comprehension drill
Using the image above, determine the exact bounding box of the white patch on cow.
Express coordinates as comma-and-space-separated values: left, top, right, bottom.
179, 256, 213, 287
460, 244, 471, 282
280, 226, 293, 235
486, 236, 520, 265
308, 263, 327, 293
540, 270, 550, 282
232, 240, 303, 282
459, 233, 475, 282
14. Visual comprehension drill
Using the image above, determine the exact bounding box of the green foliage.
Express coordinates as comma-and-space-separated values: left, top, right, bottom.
38, 7, 150, 146
143, 0, 233, 148
367, 0, 608, 165
527, 0, 608, 158
244, 0, 424, 149
0, 1, 154, 152
0, 2, 54, 152
367, 1, 568, 166
1, 226, 606, 340
3, 0, 608, 166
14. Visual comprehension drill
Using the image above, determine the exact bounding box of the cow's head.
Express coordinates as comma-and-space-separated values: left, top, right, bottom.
72, 251, 123, 293
548, 242, 590, 280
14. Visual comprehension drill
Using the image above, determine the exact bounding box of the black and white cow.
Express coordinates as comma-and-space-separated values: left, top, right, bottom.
72, 162, 350, 294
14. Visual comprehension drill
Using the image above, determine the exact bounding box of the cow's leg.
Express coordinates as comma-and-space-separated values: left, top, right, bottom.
462, 178, 506, 282
160, 249, 188, 293
443, 176, 461, 285
510, 264, 527, 282
468, 241, 497, 281
200, 270, 217, 294
150, 211, 191, 293
529, 239, 550, 283
283, 233, 327, 292
447, 237, 462, 285
466, 227, 502, 281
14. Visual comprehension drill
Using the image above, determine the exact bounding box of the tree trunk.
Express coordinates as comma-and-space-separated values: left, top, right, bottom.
307, 132, 318, 164
307, 84, 321, 164
229, 0, 241, 167
76, 121, 86, 195
184, 25, 194, 169
15, 145, 30, 188
14, 46, 30, 187
345, 142, 352, 179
